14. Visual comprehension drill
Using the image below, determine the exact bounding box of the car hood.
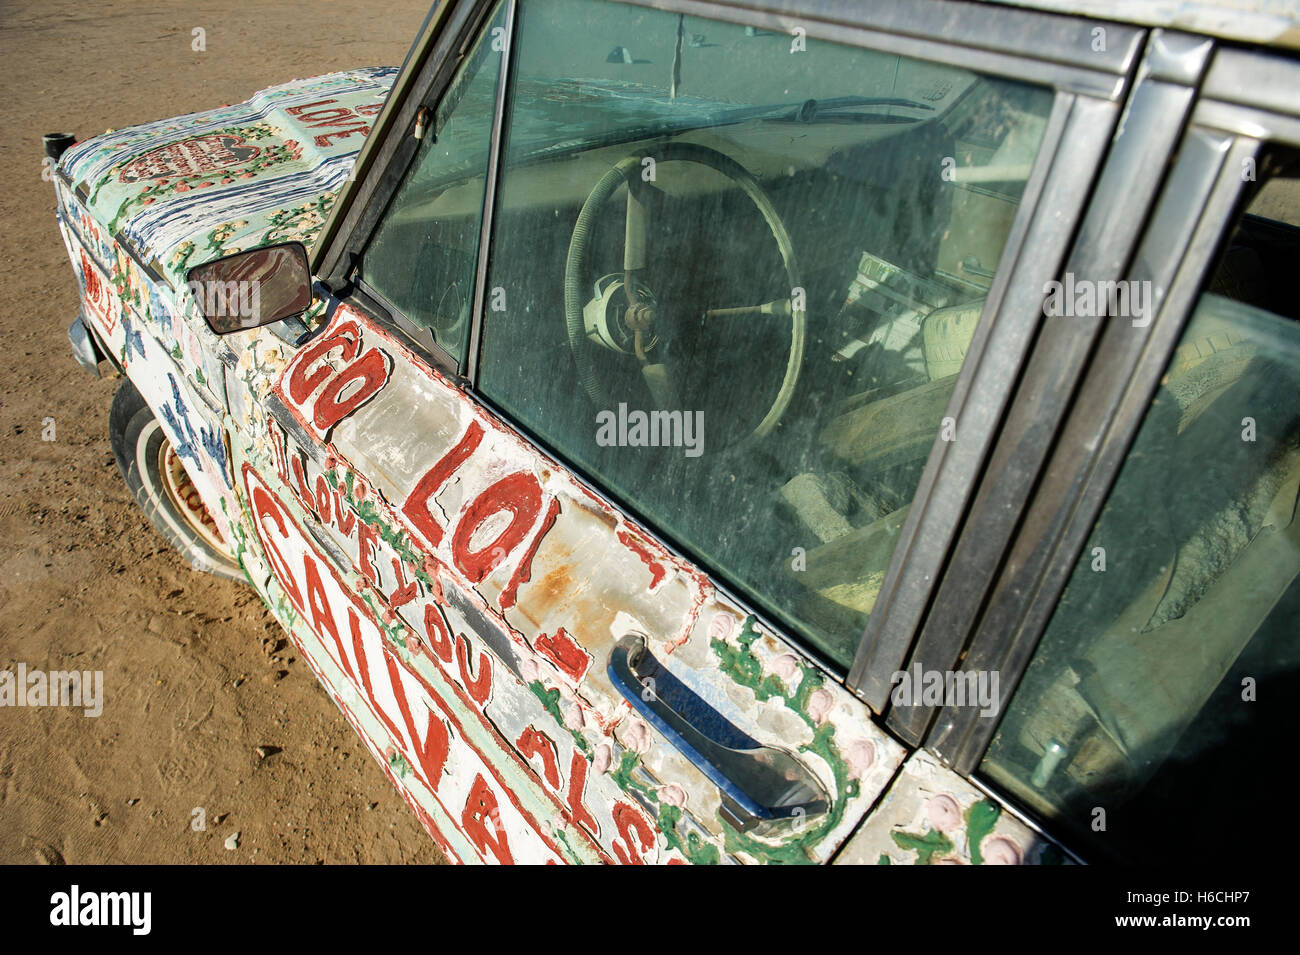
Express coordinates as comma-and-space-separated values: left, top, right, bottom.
57, 67, 398, 289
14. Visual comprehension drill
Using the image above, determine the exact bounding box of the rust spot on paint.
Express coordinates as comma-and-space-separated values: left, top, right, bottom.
531, 563, 578, 618
572, 497, 619, 531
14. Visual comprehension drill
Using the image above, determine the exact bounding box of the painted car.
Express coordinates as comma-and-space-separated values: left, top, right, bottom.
51, 0, 1300, 864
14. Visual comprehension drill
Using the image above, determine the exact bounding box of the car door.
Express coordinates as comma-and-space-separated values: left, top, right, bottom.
235, 0, 1144, 863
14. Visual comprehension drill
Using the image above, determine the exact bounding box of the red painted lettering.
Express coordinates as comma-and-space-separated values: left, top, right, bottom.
456, 634, 492, 705
298, 108, 355, 125
566, 751, 600, 838
383, 651, 451, 787
251, 486, 302, 609
534, 628, 591, 684
315, 126, 370, 147
314, 474, 333, 525
357, 521, 381, 588
423, 603, 454, 663
332, 487, 356, 535
611, 802, 655, 865
462, 774, 514, 864
286, 322, 359, 406
498, 497, 560, 610
515, 727, 561, 789
451, 471, 543, 583
312, 348, 390, 433
388, 557, 419, 609
303, 555, 340, 647
402, 420, 485, 548
286, 98, 338, 116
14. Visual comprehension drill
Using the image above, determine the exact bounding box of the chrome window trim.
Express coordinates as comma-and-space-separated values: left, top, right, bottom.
927, 50, 1300, 777
315, 0, 504, 289
931, 127, 1253, 773
640, 0, 1142, 96
465, 0, 518, 383
848, 89, 1120, 706
1200, 45, 1300, 120
881, 30, 1215, 741
1193, 99, 1300, 145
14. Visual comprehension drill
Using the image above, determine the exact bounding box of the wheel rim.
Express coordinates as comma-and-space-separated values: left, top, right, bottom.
156, 439, 230, 555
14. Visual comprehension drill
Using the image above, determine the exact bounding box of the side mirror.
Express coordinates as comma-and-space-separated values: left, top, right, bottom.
185, 241, 313, 335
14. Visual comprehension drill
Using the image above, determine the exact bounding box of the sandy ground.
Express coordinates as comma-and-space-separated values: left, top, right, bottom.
0, 0, 445, 864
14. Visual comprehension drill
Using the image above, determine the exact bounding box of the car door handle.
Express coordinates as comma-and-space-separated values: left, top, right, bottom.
608, 633, 829, 833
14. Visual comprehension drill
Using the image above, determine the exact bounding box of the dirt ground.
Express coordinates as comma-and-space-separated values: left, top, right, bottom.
0, 0, 445, 864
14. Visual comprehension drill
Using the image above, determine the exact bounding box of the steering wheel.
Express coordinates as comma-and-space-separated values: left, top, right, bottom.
564, 142, 805, 441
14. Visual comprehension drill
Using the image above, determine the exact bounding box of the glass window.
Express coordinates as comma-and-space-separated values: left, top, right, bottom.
478, 0, 1054, 668
981, 161, 1300, 863
362, 2, 506, 365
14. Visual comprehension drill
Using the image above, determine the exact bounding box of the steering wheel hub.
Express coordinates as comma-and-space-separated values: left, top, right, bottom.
583, 273, 659, 356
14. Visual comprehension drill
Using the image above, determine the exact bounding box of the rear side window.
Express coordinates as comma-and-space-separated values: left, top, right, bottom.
478, 0, 1054, 668
981, 165, 1300, 863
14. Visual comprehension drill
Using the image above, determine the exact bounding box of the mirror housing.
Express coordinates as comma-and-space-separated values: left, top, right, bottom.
185, 242, 313, 335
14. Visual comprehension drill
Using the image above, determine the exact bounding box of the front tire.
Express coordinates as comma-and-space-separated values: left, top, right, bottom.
109, 380, 243, 582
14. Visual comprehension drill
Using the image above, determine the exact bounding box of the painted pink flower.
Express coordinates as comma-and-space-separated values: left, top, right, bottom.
563, 701, 585, 731
981, 836, 1022, 865
844, 739, 876, 779
771, 653, 800, 682
592, 743, 613, 776
926, 793, 963, 832
196, 180, 214, 188
708, 613, 735, 641
519, 657, 539, 683
659, 784, 687, 808
807, 687, 834, 723
240, 172, 256, 179
174, 183, 190, 192
624, 718, 651, 754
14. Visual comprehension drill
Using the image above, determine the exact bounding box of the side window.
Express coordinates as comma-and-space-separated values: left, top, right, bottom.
477, 0, 1054, 668
361, 3, 505, 365
981, 160, 1300, 863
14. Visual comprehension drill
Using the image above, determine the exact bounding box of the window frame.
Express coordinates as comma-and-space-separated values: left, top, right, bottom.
311, 0, 1146, 684
313, 0, 514, 380
913, 46, 1300, 859
883, 30, 1220, 745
